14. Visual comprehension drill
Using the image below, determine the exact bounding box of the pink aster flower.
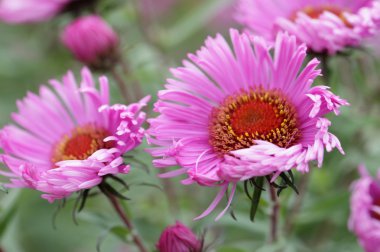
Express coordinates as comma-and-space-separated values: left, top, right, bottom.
236, 0, 380, 54
349, 165, 380, 252
0, 0, 70, 23
147, 29, 348, 220
0, 67, 148, 202
61, 15, 120, 70
156, 221, 203, 252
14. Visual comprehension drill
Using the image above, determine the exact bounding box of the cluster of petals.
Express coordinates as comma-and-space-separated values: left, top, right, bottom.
349, 165, 380, 252
61, 15, 119, 66
156, 221, 202, 252
147, 29, 348, 219
0, 0, 71, 24
0, 68, 148, 202
236, 0, 380, 54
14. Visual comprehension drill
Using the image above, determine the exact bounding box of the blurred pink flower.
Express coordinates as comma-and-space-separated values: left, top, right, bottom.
365, 33, 380, 57
0, 67, 149, 202
207, 0, 237, 32
0, 0, 70, 23
236, 0, 380, 54
139, 0, 237, 31
349, 165, 380, 252
138, 0, 180, 19
61, 15, 119, 70
156, 221, 202, 252
147, 29, 348, 220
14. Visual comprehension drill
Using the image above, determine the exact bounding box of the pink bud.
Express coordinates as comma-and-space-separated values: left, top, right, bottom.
156, 221, 202, 252
349, 165, 380, 252
61, 15, 119, 70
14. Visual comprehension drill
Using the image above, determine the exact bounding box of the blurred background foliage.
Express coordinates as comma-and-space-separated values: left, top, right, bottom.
0, 0, 379, 251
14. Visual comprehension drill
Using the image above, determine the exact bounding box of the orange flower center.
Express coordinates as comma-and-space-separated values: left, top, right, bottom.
292, 5, 352, 27
209, 88, 301, 155
52, 125, 114, 164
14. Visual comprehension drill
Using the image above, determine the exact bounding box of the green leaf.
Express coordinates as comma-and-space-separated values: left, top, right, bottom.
78, 189, 90, 213
229, 209, 238, 221
0, 200, 17, 237
134, 182, 163, 192
250, 177, 264, 222
101, 183, 130, 201
110, 226, 130, 242
243, 180, 253, 200
0, 185, 8, 194
96, 225, 130, 252
107, 175, 130, 191
279, 173, 299, 195
72, 191, 84, 225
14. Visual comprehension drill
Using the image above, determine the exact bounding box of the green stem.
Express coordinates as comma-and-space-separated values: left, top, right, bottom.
120, 59, 144, 102
110, 67, 130, 103
101, 186, 148, 252
320, 53, 330, 84
269, 184, 280, 244
284, 173, 310, 234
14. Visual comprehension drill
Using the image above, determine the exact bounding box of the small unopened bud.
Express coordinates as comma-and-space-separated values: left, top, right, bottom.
156, 221, 203, 252
61, 15, 119, 70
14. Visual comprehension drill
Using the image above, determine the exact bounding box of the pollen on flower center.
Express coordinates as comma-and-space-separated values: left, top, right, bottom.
293, 5, 352, 27
52, 124, 114, 164
209, 88, 301, 155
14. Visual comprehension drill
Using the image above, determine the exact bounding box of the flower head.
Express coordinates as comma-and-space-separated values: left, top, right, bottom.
147, 29, 348, 219
156, 221, 202, 252
0, 0, 99, 24
349, 165, 380, 252
236, 0, 380, 54
0, 0, 70, 23
0, 67, 149, 202
61, 15, 120, 70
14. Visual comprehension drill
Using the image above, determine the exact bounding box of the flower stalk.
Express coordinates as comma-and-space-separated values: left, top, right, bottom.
269, 184, 280, 244
120, 58, 144, 102
110, 66, 131, 103
101, 185, 148, 252
320, 54, 330, 82
284, 173, 310, 234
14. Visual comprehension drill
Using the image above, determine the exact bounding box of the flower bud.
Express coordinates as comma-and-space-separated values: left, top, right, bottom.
61, 15, 119, 70
349, 165, 380, 252
156, 221, 202, 252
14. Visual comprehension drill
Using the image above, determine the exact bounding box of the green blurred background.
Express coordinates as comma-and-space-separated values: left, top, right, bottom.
0, 0, 379, 251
